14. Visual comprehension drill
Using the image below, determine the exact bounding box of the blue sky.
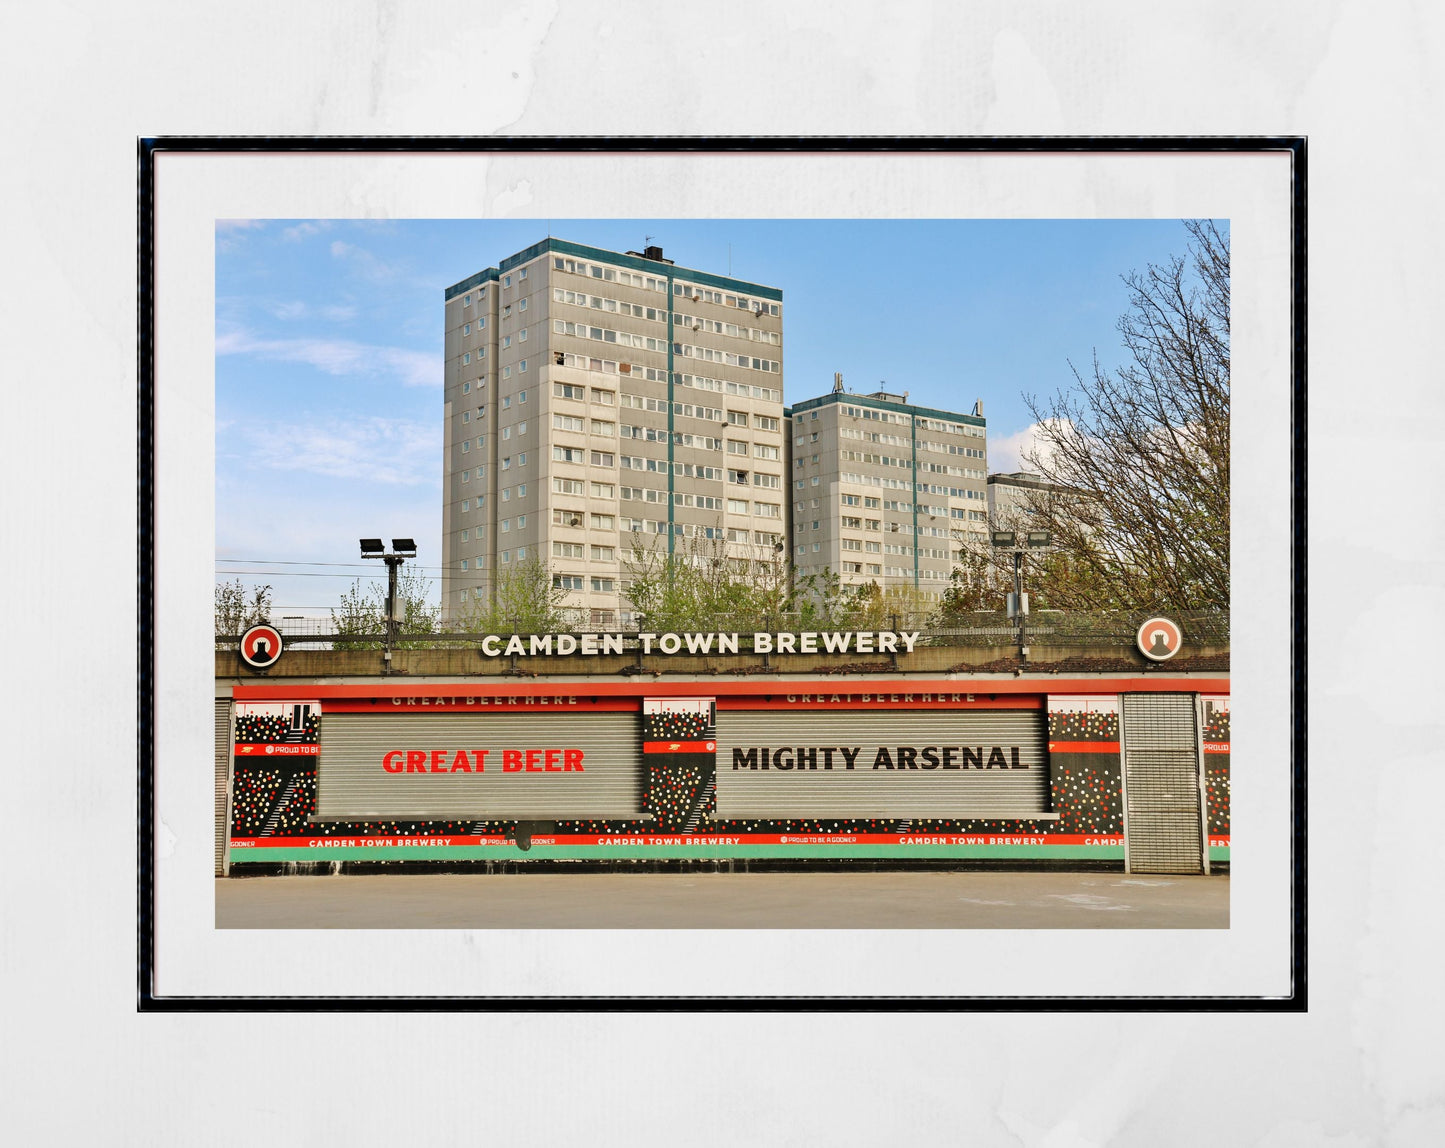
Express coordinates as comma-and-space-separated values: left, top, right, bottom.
216, 217, 1203, 614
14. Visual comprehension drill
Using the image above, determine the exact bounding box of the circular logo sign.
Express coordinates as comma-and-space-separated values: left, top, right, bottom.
1136, 616, 1183, 662
240, 623, 284, 670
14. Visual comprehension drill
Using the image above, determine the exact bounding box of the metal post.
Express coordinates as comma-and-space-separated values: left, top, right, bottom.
1014, 549, 1025, 661
384, 555, 402, 651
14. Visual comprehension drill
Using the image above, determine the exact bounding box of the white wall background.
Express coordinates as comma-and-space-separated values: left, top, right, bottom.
2, 2, 1441, 1144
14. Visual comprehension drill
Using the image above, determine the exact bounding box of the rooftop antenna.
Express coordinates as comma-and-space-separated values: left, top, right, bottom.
833, 371, 844, 393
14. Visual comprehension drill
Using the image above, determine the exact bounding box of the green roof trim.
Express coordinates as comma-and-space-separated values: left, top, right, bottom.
443, 267, 500, 301
785, 390, 986, 428
446, 237, 782, 301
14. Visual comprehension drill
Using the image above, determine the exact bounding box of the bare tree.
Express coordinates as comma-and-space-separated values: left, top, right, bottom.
215, 578, 273, 638
1022, 220, 1229, 610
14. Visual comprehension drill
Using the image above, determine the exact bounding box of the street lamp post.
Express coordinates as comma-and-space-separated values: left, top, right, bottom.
990, 529, 1052, 664
360, 537, 417, 660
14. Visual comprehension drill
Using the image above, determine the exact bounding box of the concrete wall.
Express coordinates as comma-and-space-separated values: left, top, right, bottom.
217, 639, 1229, 682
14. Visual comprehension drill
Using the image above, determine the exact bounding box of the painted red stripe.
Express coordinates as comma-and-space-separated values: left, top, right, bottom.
231, 676, 1228, 701
230, 833, 1131, 848
717, 695, 1043, 710
321, 699, 636, 713
232, 743, 319, 755
642, 740, 717, 753
1048, 741, 1121, 753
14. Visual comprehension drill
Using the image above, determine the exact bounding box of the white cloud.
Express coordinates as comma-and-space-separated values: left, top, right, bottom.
237, 417, 440, 486
281, 220, 332, 242
217, 325, 438, 388
216, 219, 266, 232
989, 419, 1070, 474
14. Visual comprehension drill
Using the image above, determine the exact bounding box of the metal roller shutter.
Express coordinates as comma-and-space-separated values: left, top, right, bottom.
715, 709, 1048, 818
316, 712, 642, 820
215, 698, 231, 875
1122, 694, 1204, 873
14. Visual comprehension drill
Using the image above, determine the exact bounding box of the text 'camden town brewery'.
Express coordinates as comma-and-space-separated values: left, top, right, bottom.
471, 629, 921, 657
731, 745, 1029, 770
381, 748, 586, 773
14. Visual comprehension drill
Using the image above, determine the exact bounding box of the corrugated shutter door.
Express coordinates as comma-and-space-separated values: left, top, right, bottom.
1122, 694, 1203, 873
715, 709, 1047, 818
316, 712, 642, 820
215, 699, 231, 875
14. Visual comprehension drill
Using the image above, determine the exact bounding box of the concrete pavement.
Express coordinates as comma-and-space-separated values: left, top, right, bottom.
217, 869, 1227, 929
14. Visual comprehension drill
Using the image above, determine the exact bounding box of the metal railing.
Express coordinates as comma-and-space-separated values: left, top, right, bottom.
217, 610, 1229, 652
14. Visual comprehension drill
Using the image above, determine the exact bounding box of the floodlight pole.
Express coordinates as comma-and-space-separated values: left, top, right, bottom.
383, 555, 403, 650
1013, 549, 1025, 660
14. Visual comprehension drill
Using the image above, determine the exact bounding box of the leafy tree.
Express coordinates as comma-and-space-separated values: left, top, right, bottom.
1020, 219, 1230, 611
215, 579, 273, 640
330, 565, 438, 650
623, 532, 795, 633
451, 556, 575, 635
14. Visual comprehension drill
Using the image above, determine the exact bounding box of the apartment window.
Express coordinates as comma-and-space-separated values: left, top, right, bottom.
554, 446, 585, 463
502, 426, 512, 441
591, 513, 615, 530
591, 577, 615, 593
501, 456, 511, 470
519, 267, 527, 280
518, 420, 528, 435
462, 381, 471, 395
554, 478, 585, 495
554, 414, 584, 432
519, 359, 528, 372
501, 519, 511, 533
462, 411, 471, 424
811, 521, 820, 531
590, 450, 614, 466
810, 476, 820, 486
554, 541, 584, 559
503, 275, 512, 288
727, 410, 748, 426
727, 440, 749, 456
461, 470, 469, 483
755, 502, 781, 518
517, 514, 526, 528
518, 453, 527, 467
556, 383, 585, 400
554, 509, 583, 527
812, 542, 821, 552
460, 441, 470, 454
727, 498, 749, 515
753, 414, 779, 432
462, 353, 471, 365
591, 389, 615, 405
591, 481, 615, 498
463, 294, 471, 306
519, 390, 527, 403
842, 516, 862, 529
517, 483, 526, 496
478, 318, 486, 330
516, 547, 527, 561
519, 298, 528, 311
841, 539, 862, 551
461, 529, 470, 541
553, 574, 585, 591
461, 559, 469, 570
461, 499, 470, 512
502, 335, 511, 349
501, 550, 511, 563
754, 444, 780, 460
591, 419, 615, 436
590, 545, 615, 561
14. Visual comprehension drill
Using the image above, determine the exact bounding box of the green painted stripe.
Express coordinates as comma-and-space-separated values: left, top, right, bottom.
786, 391, 986, 428
231, 843, 1126, 863
445, 238, 782, 300
1209, 846, 1230, 861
